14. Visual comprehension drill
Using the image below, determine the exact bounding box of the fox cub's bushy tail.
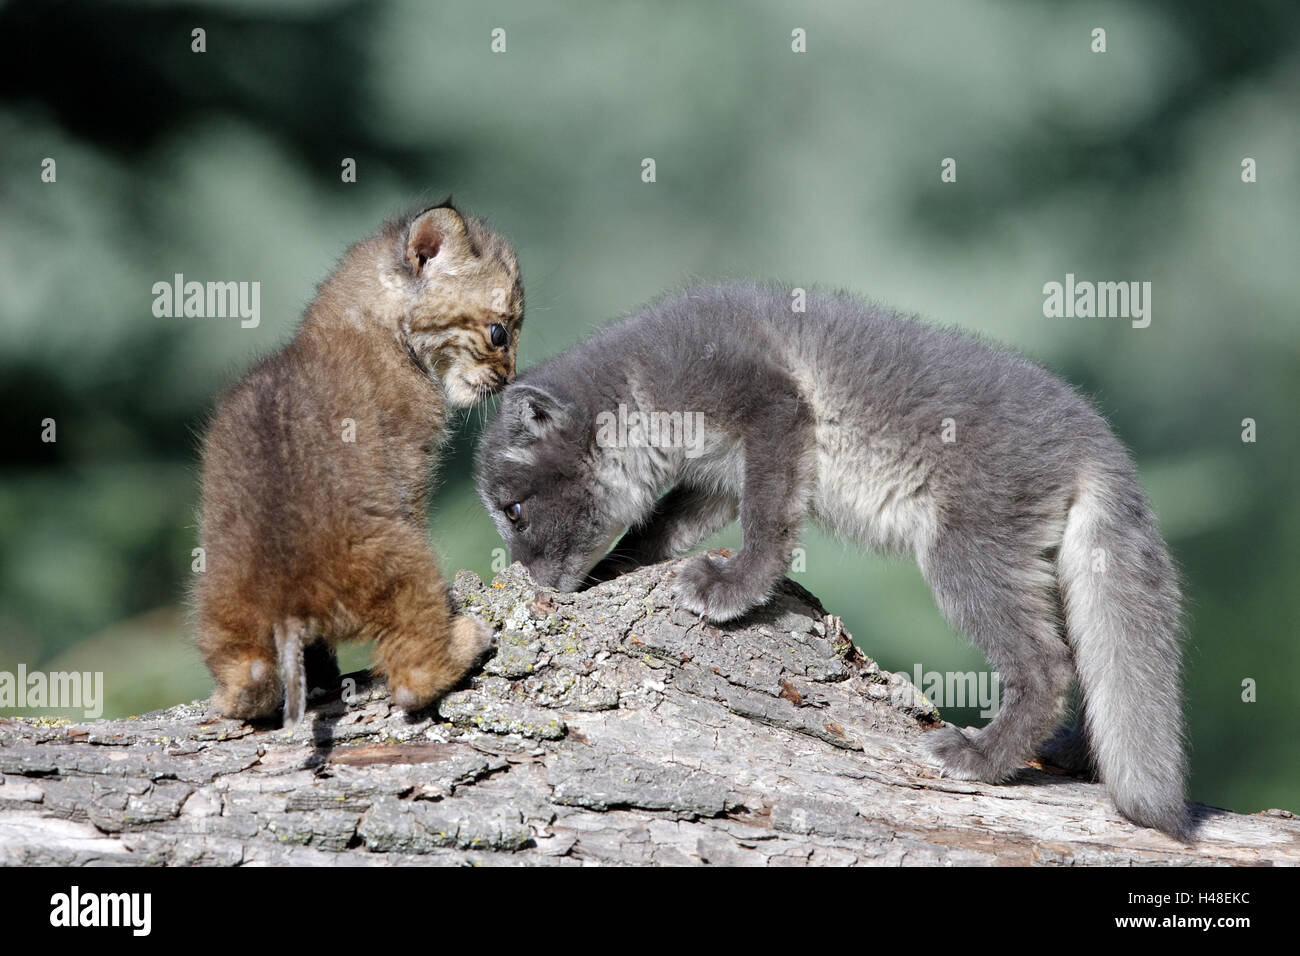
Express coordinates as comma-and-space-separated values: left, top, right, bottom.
1058, 469, 1189, 839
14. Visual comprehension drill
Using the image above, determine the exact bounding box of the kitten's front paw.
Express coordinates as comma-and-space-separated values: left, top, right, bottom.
672, 554, 767, 623
452, 614, 496, 663
390, 618, 495, 714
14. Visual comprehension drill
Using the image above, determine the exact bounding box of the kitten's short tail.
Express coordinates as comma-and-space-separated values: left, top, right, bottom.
1058, 468, 1191, 840
274, 618, 308, 726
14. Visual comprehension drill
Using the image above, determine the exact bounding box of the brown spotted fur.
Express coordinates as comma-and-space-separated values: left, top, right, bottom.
195, 202, 522, 723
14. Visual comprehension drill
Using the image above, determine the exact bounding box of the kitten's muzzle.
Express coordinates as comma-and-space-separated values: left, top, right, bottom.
477, 368, 513, 393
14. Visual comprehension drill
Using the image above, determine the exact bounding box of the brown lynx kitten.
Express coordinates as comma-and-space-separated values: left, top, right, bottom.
196, 201, 522, 724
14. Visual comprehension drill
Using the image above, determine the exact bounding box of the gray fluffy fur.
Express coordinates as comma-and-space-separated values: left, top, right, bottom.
475, 281, 1190, 839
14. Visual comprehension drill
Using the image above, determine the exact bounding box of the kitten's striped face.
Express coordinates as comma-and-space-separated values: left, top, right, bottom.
406, 279, 523, 407
437, 301, 522, 408
397, 204, 524, 407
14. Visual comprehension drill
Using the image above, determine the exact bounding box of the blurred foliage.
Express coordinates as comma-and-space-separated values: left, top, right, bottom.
1, 0, 1296, 815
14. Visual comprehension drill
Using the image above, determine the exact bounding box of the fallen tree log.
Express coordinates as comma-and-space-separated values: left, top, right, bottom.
1, 560, 1295, 866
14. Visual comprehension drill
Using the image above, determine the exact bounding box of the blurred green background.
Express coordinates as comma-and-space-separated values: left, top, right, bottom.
1, 0, 1296, 816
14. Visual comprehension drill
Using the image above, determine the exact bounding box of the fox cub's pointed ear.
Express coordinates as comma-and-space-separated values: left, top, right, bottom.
406, 206, 474, 276
507, 383, 570, 439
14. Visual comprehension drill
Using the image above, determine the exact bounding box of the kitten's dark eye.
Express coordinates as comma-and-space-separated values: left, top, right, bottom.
504, 502, 522, 523
489, 324, 508, 348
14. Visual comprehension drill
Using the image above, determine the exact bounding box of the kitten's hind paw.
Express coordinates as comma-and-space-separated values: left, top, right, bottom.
923, 725, 1019, 783
672, 554, 768, 623
211, 655, 282, 721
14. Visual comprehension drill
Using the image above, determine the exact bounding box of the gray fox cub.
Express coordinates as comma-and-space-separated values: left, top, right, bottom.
476, 281, 1189, 839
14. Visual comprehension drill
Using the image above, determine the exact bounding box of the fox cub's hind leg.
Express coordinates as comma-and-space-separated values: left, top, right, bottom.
365, 532, 495, 712
921, 534, 1074, 782
1038, 697, 1099, 779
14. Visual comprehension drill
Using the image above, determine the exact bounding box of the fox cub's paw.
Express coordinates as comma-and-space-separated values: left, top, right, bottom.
923, 725, 1019, 784
584, 553, 648, 586
672, 554, 767, 623
1037, 720, 1099, 779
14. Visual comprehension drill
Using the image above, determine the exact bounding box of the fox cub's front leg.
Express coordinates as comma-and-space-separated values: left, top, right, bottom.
588, 485, 737, 585
673, 385, 813, 622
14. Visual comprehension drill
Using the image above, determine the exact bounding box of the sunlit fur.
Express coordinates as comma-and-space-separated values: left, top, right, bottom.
196, 202, 522, 725
476, 281, 1189, 840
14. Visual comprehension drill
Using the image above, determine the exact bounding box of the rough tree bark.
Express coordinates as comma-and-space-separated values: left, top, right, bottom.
1, 561, 1295, 866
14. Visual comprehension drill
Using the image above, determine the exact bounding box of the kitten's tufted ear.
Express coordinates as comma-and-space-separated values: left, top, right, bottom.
405, 205, 474, 276
506, 383, 571, 439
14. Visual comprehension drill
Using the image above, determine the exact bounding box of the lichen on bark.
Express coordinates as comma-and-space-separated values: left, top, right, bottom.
1, 561, 1295, 866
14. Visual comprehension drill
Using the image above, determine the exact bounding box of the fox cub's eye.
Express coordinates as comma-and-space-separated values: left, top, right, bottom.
504, 502, 522, 523
489, 324, 508, 348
